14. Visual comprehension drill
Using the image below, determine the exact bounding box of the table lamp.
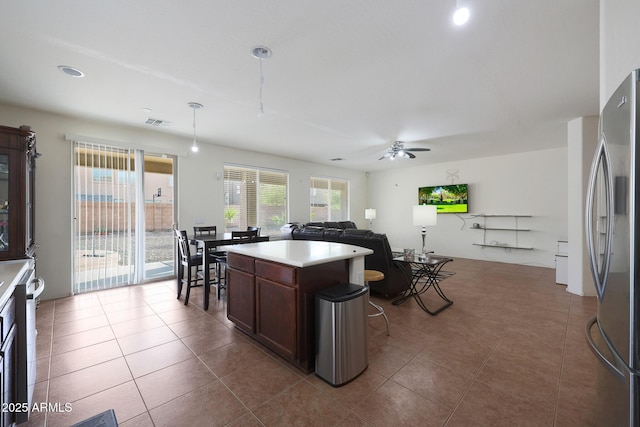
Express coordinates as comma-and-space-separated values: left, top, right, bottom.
365, 208, 376, 230
413, 205, 437, 260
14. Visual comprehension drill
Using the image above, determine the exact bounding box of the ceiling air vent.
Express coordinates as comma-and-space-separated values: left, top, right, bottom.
145, 118, 171, 128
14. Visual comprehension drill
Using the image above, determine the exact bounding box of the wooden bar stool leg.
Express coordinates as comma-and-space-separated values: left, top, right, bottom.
364, 270, 390, 336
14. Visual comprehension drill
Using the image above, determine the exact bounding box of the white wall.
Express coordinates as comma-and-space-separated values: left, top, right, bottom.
0, 103, 367, 300
169, 137, 369, 233
367, 147, 568, 268
600, 0, 640, 108
567, 116, 598, 296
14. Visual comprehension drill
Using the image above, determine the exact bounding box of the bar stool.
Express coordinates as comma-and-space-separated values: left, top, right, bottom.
364, 270, 390, 336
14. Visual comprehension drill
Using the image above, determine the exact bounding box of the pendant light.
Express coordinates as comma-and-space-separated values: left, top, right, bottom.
251, 46, 272, 118
187, 102, 203, 153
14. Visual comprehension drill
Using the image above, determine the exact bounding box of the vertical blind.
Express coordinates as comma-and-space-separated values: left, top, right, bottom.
73, 142, 135, 293
224, 165, 288, 235
310, 177, 350, 221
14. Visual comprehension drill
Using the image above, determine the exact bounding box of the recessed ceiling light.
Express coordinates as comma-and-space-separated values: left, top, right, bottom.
453, 7, 470, 26
142, 107, 153, 113
58, 65, 85, 78
251, 46, 272, 59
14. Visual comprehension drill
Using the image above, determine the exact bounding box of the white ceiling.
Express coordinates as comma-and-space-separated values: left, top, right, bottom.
0, 0, 599, 171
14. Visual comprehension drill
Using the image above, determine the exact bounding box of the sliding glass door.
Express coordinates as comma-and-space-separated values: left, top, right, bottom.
72, 141, 175, 293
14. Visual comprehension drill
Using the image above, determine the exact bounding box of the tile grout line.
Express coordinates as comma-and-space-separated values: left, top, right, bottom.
552, 294, 574, 427
441, 329, 507, 426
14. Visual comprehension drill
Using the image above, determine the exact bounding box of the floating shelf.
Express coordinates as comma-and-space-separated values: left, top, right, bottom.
473, 243, 533, 250
478, 214, 531, 218
472, 215, 533, 250
471, 227, 530, 231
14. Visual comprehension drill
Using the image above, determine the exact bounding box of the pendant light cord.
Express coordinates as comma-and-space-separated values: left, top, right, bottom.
193, 107, 196, 141
259, 57, 265, 115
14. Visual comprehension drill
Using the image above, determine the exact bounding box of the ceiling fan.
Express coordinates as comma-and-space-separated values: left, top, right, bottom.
378, 141, 431, 160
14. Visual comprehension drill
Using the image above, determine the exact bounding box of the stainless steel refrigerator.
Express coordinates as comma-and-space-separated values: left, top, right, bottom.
586, 69, 640, 426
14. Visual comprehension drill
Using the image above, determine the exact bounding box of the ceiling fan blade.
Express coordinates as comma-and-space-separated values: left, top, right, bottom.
405, 148, 431, 152
406, 152, 416, 159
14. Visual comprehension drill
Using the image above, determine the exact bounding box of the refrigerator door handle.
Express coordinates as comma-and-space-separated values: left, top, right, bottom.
586, 316, 625, 382
585, 134, 615, 300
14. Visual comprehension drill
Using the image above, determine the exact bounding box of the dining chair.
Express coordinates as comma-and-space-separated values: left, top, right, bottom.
211, 229, 259, 299
193, 225, 217, 255
174, 229, 204, 305
193, 225, 226, 298
232, 229, 259, 240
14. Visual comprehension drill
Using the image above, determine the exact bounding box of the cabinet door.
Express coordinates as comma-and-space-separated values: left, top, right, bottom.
0, 146, 26, 260
226, 268, 255, 333
1, 325, 17, 427
256, 277, 297, 360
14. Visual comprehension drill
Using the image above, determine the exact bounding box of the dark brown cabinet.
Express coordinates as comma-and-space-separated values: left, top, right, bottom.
227, 264, 256, 334
226, 252, 349, 373
0, 125, 37, 261
0, 295, 17, 427
256, 277, 297, 360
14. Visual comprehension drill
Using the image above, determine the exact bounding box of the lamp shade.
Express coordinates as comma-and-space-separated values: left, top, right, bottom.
413, 205, 437, 226
365, 208, 377, 220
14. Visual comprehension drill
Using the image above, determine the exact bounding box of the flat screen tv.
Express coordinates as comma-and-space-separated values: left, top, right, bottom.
418, 184, 468, 213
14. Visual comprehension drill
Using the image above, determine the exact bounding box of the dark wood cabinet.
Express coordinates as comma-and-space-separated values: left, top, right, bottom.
0, 295, 17, 427
0, 125, 37, 261
226, 252, 349, 373
256, 277, 297, 360
227, 266, 255, 334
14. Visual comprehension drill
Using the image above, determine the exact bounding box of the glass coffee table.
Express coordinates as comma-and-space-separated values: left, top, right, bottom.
392, 254, 454, 315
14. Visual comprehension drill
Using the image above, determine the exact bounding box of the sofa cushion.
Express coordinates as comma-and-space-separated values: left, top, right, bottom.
322, 228, 342, 242
291, 226, 325, 240
338, 221, 357, 229
323, 221, 342, 229
342, 229, 373, 238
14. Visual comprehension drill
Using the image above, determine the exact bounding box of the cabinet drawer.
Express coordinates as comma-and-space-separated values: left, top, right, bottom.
256, 260, 296, 286
0, 295, 15, 343
228, 253, 255, 274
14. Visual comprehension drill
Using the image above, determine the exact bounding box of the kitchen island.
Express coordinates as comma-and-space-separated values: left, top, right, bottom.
224, 240, 373, 373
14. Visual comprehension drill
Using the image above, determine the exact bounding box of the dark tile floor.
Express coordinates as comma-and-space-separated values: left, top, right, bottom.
24, 257, 600, 426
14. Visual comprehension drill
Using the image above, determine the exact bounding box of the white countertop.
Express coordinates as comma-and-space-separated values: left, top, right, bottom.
223, 240, 373, 268
0, 259, 31, 307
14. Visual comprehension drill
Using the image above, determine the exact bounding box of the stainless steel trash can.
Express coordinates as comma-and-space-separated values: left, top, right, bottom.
315, 283, 368, 386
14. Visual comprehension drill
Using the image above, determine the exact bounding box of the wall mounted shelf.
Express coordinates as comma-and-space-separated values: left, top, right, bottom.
472, 215, 533, 251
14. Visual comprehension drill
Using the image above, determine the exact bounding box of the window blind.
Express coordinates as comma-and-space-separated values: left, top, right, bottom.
224, 165, 288, 235
310, 177, 350, 221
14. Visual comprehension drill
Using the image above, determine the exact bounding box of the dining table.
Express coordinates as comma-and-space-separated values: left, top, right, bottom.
392, 254, 455, 315
188, 232, 269, 310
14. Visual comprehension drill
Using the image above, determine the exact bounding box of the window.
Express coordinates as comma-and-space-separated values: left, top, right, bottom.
310, 177, 349, 221
224, 165, 288, 235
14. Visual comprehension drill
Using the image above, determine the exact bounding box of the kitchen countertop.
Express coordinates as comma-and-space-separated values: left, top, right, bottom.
0, 259, 31, 308
223, 240, 373, 268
